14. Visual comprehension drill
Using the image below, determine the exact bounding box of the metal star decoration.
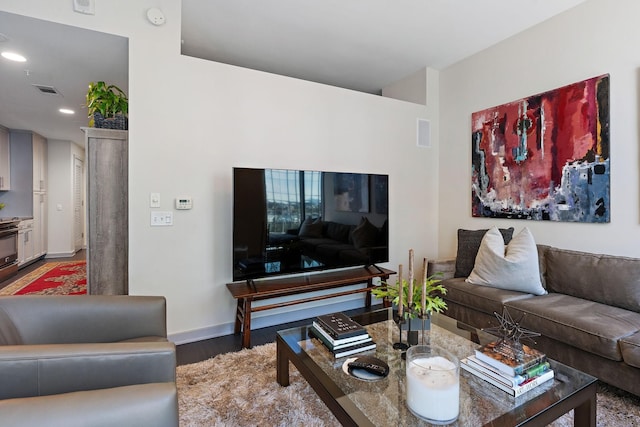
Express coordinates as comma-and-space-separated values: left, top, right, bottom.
483, 307, 540, 362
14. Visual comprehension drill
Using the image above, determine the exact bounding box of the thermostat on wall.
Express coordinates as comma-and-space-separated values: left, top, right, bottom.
175, 196, 192, 210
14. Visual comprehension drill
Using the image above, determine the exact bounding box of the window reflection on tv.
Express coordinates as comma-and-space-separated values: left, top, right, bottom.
232, 167, 389, 282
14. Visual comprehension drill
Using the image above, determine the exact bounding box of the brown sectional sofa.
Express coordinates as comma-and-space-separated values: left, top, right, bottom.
429, 245, 640, 396
289, 218, 388, 266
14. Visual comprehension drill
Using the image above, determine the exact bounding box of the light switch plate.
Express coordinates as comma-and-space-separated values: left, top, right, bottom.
150, 192, 161, 208
73, 0, 95, 15
151, 211, 173, 226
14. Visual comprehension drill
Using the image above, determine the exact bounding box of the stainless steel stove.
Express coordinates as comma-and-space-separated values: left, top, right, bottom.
0, 218, 20, 282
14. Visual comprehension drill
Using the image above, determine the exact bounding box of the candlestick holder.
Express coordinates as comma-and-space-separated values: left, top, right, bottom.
401, 304, 422, 347
393, 311, 409, 351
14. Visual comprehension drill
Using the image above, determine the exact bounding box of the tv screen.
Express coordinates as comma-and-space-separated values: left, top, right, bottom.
232, 167, 389, 282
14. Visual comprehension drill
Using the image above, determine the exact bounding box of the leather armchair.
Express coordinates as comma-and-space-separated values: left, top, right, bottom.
0, 295, 178, 427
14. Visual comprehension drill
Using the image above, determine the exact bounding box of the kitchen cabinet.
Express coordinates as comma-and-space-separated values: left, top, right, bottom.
0, 125, 10, 190
18, 219, 34, 266
6, 130, 47, 261
32, 133, 46, 192
33, 193, 47, 260
32, 133, 47, 259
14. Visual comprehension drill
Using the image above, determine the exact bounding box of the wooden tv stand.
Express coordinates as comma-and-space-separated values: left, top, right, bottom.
226, 266, 394, 348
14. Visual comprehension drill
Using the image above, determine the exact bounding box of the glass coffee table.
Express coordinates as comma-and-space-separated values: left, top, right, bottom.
276, 308, 597, 426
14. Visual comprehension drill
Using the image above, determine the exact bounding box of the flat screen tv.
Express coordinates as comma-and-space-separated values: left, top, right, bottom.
232, 167, 389, 282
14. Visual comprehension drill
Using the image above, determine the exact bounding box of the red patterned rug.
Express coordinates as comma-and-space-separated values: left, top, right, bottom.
0, 261, 86, 296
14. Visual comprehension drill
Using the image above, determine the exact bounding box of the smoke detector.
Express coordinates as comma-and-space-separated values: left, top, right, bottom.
147, 8, 166, 26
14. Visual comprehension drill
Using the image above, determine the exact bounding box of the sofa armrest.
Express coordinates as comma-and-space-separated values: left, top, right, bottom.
0, 296, 167, 344
0, 382, 178, 427
0, 342, 176, 400
427, 258, 456, 280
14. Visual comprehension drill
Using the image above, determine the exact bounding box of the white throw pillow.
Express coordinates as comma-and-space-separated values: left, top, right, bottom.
466, 227, 546, 295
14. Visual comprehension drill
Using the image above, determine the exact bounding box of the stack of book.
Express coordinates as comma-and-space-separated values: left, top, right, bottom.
461, 341, 554, 397
309, 312, 376, 358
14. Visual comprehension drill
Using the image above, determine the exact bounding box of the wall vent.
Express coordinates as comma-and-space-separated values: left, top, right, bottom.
416, 118, 431, 148
32, 84, 60, 95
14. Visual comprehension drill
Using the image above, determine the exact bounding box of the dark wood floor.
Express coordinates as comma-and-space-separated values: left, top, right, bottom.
0, 250, 86, 291
175, 304, 383, 366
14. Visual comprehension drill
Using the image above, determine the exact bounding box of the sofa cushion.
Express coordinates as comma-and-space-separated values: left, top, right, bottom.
506, 293, 640, 361
315, 243, 356, 261
0, 308, 21, 345
325, 221, 352, 243
441, 277, 534, 317
544, 247, 640, 312
351, 217, 379, 249
299, 217, 323, 238
466, 227, 546, 296
454, 227, 514, 277
620, 331, 640, 369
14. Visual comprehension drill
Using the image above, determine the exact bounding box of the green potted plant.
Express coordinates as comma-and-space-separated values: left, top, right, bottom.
86, 81, 128, 130
372, 274, 448, 318
372, 260, 448, 346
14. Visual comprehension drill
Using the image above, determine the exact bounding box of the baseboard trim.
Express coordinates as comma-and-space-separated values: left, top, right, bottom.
45, 251, 77, 259
168, 298, 367, 345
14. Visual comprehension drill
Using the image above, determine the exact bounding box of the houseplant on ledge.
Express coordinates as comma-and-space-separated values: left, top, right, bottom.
86, 81, 128, 130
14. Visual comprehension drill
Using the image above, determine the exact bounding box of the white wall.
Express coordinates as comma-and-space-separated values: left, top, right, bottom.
47, 140, 84, 257
1, 1, 440, 340
439, 0, 640, 258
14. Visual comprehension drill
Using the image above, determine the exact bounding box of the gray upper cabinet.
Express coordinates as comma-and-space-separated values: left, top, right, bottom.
0, 126, 11, 191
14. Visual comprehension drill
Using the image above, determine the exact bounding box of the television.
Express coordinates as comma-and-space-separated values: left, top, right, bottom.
232, 167, 389, 282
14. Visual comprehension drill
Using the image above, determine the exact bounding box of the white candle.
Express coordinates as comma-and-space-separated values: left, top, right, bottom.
406, 356, 460, 423
397, 264, 403, 317
407, 249, 414, 307
421, 257, 427, 316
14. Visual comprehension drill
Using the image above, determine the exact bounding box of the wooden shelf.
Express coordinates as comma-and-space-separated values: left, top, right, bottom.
226, 266, 394, 348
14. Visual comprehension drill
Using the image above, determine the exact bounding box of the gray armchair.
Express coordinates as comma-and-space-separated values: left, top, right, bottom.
0, 295, 178, 427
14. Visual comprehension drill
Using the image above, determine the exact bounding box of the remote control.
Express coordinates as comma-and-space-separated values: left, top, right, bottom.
347, 356, 389, 377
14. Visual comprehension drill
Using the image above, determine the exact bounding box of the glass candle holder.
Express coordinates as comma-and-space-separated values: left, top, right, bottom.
405, 344, 460, 425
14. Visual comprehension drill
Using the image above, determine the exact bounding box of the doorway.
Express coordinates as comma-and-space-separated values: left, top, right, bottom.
73, 156, 84, 252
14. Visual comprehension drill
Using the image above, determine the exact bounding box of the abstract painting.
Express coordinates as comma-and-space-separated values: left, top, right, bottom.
471, 74, 610, 222
333, 173, 369, 213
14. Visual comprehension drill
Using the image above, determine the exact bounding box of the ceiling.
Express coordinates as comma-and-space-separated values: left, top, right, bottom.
0, 1, 585, 144
0, 11, 127, 144
181, 0, 587, 94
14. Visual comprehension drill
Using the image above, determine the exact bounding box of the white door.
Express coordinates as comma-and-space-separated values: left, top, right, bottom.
73, 156, 85, 251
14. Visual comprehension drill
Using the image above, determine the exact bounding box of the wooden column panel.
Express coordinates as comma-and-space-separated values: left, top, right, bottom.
83, 128, 128, 295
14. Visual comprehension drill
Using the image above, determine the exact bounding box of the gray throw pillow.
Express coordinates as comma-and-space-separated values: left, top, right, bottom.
351, 217, 379, 249
299, 217, 323, 238
454, 227, 514, 277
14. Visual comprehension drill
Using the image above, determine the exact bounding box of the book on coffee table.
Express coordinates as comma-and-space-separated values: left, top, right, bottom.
309, 326, 376, 358
310, 324, 372, 350
464, 355, 551, 387
315, 312, 367, 340
475, 341, 546, 376
461, 356, 554, 397
309, 313, 375, 358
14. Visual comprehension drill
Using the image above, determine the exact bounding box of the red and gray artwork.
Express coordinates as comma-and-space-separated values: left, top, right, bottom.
471, 74, 610, 223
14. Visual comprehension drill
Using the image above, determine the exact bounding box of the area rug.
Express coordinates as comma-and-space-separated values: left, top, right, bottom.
0, 261, 86, 296
176, 342, 640, 426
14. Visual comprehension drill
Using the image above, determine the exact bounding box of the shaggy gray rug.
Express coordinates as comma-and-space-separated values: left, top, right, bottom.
176, 343, 640, 426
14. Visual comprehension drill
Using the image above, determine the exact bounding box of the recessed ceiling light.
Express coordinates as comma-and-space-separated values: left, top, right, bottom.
59, 108, 75, 115
1, 51, 26, 62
